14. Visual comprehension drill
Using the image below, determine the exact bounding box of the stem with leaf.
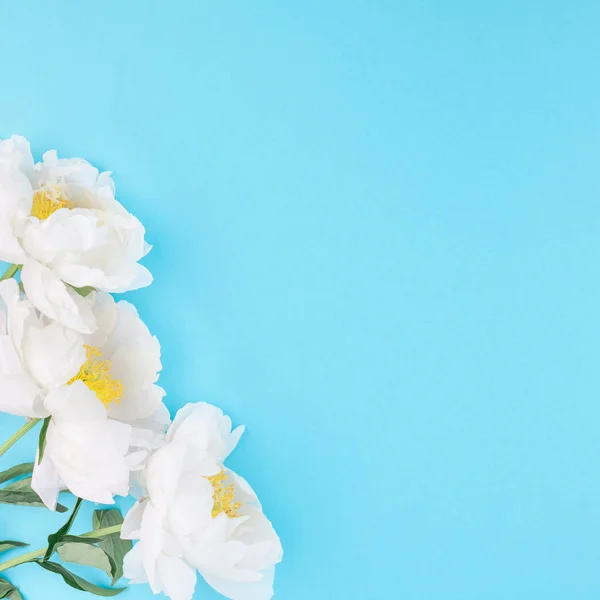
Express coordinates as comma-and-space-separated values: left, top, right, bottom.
0, 420, 41, 459
0, 524, 123, 572
0, 265, 20, 282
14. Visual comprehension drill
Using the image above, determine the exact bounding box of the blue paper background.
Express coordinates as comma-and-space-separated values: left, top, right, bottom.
0, 1, 599, 598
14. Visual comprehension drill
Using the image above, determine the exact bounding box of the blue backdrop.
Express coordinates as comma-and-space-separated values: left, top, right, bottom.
0, 1, 599, 599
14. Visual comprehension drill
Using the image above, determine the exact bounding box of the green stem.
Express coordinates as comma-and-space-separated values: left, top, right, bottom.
0, 419, 41, 459
0, 524, 123, 572
0, 264, 20, 282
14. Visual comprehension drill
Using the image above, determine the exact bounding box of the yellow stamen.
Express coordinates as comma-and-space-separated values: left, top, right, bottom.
207, 470, 243, 518
68, 345, 123, 407
31, 186, 74, 220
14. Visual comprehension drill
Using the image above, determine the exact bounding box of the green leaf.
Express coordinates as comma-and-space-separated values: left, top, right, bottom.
0, 490, 42, 506
0, 541, 28, 552
3, 477, 33, 491
0, 487, 68, 512
0, 463, 33, 485
0, 578, 22, 600
0, 541, 28, 554
34, 560, 125, 596
45, 497, 82, 560
61, 535, 104, 545
37, 417, 51, 464
70, 285, 95, 297
57, 542, 118, 582
92, 509, 131, 584
5, 589, 22, 600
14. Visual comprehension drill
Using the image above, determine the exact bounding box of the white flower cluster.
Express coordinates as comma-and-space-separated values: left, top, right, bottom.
0, 136, 282, 600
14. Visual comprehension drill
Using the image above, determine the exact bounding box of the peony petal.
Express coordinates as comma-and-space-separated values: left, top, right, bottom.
168, 476, 215, 538
145, 443, 187, 511
0, 373, 45, 417
22, 208, 104, 259
31, 456, 64, 510
22, 321, 85, 389
0, 219, 26, 264
0, 165, 31, 263
0, 279, 36, 363
44, 381, 106, 422
202, 567, 276, 600
110, 263, 153, 293
40, 384, 132, 505
21, 261, 97, 333
122, 501, 146, 540
83, 292, 117, 349
31, 452, 63, 511
0, 335, 22, 375
166, 403, 245, 463
108, 385, 166, 423
156, 555, 197, 600
0, 136, 34, 174
139, 503, 169, 594
123, 542, 149, 584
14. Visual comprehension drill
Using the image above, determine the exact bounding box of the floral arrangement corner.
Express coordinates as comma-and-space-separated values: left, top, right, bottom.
0, 135, 283, 600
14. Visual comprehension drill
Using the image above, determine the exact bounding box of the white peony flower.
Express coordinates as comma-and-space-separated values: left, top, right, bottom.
80, 291, 166, 425
0, 279, 166, 508
121, 403, 282, 600
0, 135, 151, 333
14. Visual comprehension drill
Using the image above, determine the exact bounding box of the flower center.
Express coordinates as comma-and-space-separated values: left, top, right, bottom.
68, 345, 123, 407
207, 470, 242, 518
31, 185, 74, 220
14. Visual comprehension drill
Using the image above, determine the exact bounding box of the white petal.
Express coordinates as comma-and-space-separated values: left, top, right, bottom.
21, 208, 104, 261
0, 140, 35, 264
139, 503, 169, 593
44, 381, 106, 422
167, 403, 245, 463
143, 402, 171, 428
37, 150, 98, 182
108, 385, 166, 423
0, 136, 34, 174
233, 512, 283, 572
0, 279, 35, 362
202, 567, 276, 600
31, 452, 63, 510
190, 539, 257, 582
21, 261, 96, 333
0, 165, 31, 263
126, 450, 148, 472
22, 322, 85, 388
123, 542, 149, 584
167, 476, 215, 538
227, 425, 245, 459
145, 443, 187, 510
0, 219, 26, 264
0, 374, 45, 417
156, 555, 197, 600
22, 206, 152, 293
108, 263, 152, 293
0, 278, 19, 314
83, 292, 117, 348
122, 501, 146, 540
0, 334, 22, 375
41, 383, 132, 504
227, 472, 261, 511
